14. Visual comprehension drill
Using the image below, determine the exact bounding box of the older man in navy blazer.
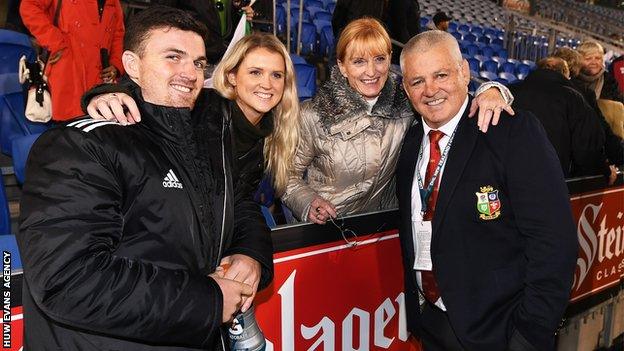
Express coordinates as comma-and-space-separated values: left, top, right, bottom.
395, 30, 578, 351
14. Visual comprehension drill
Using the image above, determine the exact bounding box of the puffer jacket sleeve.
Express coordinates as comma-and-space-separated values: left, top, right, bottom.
222, 177, 274, 291
18, 128, 224, 348
281, 102, 322, 221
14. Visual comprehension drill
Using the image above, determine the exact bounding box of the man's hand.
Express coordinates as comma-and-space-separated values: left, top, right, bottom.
100, 66, 118, 83
48, 49, 64, 64
307, 196, 337, 225
242, 5, 255, 21
220, 255, 261, 313
87, 92, 141, 125
209, 269, 254, 323
468, 87, 515, 133
608, 165, 618, 185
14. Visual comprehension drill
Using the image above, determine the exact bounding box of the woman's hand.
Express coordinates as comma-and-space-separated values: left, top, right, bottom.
87, 92, 141, 125
469, 87, 515, 133
308, 196, 337, 225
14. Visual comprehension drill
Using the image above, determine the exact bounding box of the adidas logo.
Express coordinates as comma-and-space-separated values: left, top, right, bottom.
162, 169, 183, 189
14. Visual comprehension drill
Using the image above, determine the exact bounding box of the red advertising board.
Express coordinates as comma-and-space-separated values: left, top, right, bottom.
2, 307, 22, 351
569, 186, 624, 302
255, 230, 422, 351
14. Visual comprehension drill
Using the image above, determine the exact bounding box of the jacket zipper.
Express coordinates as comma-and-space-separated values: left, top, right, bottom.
216, 114, 227, 266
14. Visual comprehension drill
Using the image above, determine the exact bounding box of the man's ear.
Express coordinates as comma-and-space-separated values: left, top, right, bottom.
122, 50, 140, 80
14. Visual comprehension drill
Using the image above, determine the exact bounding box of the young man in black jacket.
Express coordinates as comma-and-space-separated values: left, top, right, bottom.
18, 6, 273, 350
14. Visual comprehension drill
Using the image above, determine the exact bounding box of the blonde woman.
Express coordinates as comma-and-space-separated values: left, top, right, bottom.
83, 32, 299, 197
576, 41, 623, 103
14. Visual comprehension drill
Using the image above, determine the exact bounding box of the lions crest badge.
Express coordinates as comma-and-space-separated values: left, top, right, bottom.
475, 185, 501, 220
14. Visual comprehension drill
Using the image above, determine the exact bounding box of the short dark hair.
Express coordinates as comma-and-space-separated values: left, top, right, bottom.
124, 6, 208, 56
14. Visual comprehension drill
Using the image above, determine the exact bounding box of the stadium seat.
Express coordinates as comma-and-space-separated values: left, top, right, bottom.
291, 22, 317, 55
471, 26, 483, 35
327, 2, 335, 13
522, 59, 537, 71
290, 53, 307, 64
496, 48, 508, 59
481, 46, 495, 58
305, 0, 323, 8
515, 63, 531, 78
294, 63, 317, 100
458, 24, 471, 33
260, 205, 277, 228
479, 71, 497, 81
275, 6, 286, 35
319, 25, 335, 56
498, 72, 518, 84
313, 19, 331, 34
473, 54, 487, 63
467, 58, 480, 73
420, 17, 429, 28
11, 132, 42, 184
464, 33, 478, 42
290, 8, 311, 22
482, 60, 499, 73
448, 22, 458, 31
450, 31, 463, 41
321, 0, 335, 9
507, 58, 521, 66
306, 6, 325, 18
0, 30, 36, 74
499, 61, 516, 74
477, 36, 491, 45
314, 10, 332, 21
465, 44, 480, 56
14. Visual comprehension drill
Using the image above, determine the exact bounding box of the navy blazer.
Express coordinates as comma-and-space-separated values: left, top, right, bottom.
396, 97, 578, 351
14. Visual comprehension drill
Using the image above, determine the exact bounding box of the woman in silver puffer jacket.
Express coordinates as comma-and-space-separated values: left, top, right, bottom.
282, 18, 513, 224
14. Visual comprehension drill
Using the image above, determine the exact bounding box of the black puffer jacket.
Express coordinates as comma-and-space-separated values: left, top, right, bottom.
19, 79, 273, 350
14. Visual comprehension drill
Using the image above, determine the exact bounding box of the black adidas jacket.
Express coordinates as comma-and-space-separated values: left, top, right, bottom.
18, 80, 273, 350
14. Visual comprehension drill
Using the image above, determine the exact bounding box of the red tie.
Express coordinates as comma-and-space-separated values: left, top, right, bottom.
421, 130, 444, 304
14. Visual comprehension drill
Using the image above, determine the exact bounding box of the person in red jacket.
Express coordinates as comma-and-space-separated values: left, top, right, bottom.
20, 0, 124, 121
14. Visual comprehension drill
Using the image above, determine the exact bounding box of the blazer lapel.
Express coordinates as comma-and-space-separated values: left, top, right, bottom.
398, 121, 424, 209
432, 98, 479, 246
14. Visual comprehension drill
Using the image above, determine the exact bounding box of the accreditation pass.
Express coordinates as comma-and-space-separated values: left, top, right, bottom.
412, 220, 433, 270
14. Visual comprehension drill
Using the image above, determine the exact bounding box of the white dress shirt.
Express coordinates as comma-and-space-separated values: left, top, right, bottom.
410, 96, 469, 310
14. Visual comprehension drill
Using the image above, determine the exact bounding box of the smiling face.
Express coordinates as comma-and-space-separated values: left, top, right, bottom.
227, 47, 286, 125
581, 51, 604, 76
125, 27, 206, 109
402, 43, 470, 129
337, 50, 390, 100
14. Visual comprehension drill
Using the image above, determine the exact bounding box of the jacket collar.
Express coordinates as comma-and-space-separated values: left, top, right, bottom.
524, 69, 568, 85
312, 66, 413, 133
123, 77, 205, 145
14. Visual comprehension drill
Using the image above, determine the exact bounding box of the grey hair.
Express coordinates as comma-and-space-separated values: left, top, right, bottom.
399, 30, 463, 72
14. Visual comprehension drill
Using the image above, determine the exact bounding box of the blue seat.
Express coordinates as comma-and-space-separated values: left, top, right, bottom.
477, 36, 491, 45
471, 26, 483, 35
290, 8, 311, 22
11, 132, 42, 184
290, 53, 307, 64
463, 33, 478, 42
482, 60, 499, 73
498, 72, 518, 84
321, 0, 335, 9
496, 48, 508, 59
450, 31, 463, 41
458, 24, 471, 33
327, 2, 335, 13
492, 38, 504, 47
260, 205, 277, 228
319, 25, 335, 56
499, 61, 516, 73
448, 22, 458, 31
465, 44, 480, 56
291, 22, 317, 55
294, 63, 317, 101
473, 54, 487, 63
479, 70, 497, 81
305, 0, 323, 8
495, 77, 509, 85
312, 18, 331, 34
0, 175, 10, 235
0, 29, 36, 75
515, 63, 531, 77
420, 17, 429, 28
275, 6, 287, 35
306, 5, 325, 19
522, 59, 537, 71
467, 58, 480, 73
481, 46, 495, 58
314, 10, 332, 21
507, 58, 521, 66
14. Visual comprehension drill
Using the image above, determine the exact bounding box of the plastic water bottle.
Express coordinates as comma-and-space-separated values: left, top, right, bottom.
228, 305, 266, 351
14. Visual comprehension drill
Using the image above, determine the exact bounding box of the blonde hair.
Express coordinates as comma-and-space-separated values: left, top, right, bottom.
336, 17, 392, 62
577, 41, 605, 57
213, 33, 300, 195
